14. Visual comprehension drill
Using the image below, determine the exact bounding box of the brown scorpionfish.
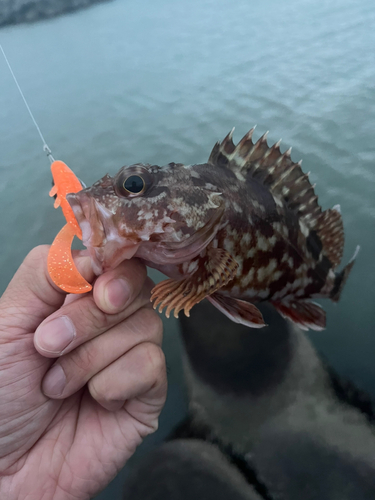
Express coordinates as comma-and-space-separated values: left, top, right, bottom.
67, 127, 359, 330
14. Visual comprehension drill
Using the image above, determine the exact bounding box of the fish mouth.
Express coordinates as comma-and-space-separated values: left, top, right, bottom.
66, 192, 140, 275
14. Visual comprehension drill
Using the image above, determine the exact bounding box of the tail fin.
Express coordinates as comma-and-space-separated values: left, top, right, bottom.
330, 245, 360, 302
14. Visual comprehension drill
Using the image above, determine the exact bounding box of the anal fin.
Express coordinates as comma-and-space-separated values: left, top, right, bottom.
272, 300, 326, 331
207, 293, 266, 328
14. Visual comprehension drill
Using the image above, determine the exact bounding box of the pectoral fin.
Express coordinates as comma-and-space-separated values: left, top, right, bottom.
207, 293, 266, 328
151, 248, 238, 318
271, 299, 326, 331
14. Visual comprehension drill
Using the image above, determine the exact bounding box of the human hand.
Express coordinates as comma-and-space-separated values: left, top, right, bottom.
0, 246, 166, 500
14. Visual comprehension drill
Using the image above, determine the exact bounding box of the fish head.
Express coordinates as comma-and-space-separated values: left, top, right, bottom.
66, 162, 224, 274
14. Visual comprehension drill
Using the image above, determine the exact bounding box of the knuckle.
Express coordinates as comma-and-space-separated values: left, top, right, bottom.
66, 342, 99, 375
25, 245, 50, 265
89, 304, 109, 329
22, 246, 49, 275
88, 374, 115, 404
88, 376, 103, 402
141, 342, 166, 379
139, 308, 163, 344
76, 297, 108, 332
138, 277, 156, 304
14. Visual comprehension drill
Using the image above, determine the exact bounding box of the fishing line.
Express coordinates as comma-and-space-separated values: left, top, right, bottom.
0, 44, 55, 163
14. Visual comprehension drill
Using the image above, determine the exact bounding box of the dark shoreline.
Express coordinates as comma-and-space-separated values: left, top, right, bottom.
0, 0, 112, 28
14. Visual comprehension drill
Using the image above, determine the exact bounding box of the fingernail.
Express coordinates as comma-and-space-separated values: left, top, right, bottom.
42, 364, 66, 397
35, 316, 75, 353
104, 279, 130, 311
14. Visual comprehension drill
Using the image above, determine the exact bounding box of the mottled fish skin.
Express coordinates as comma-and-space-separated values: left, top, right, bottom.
67, 128, 358, 330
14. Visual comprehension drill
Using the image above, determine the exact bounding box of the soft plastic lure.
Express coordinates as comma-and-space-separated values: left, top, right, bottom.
47, 161, 92, 294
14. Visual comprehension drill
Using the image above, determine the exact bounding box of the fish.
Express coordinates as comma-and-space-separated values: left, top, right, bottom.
63, 127, 359, 330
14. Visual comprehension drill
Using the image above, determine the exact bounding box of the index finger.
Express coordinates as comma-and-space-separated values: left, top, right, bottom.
34, 259, 150, 357
0, 245, 94, 336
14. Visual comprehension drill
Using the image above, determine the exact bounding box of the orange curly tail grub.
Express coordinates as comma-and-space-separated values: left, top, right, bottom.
48, 161, 92, 294
47, 223, 92, 294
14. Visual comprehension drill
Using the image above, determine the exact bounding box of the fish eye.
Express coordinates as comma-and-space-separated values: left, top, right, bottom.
123, 175, 145, 194
115, 165, 153, 198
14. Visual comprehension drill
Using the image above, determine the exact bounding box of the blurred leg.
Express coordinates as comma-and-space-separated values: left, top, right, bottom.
122, 439, 263, 500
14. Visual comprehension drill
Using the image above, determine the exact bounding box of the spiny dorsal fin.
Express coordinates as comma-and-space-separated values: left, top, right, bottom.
208, 128, 322, 221
208, 128, 345, 267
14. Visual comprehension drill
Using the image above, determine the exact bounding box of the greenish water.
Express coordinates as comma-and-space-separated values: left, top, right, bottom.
0, 0, 374, 496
